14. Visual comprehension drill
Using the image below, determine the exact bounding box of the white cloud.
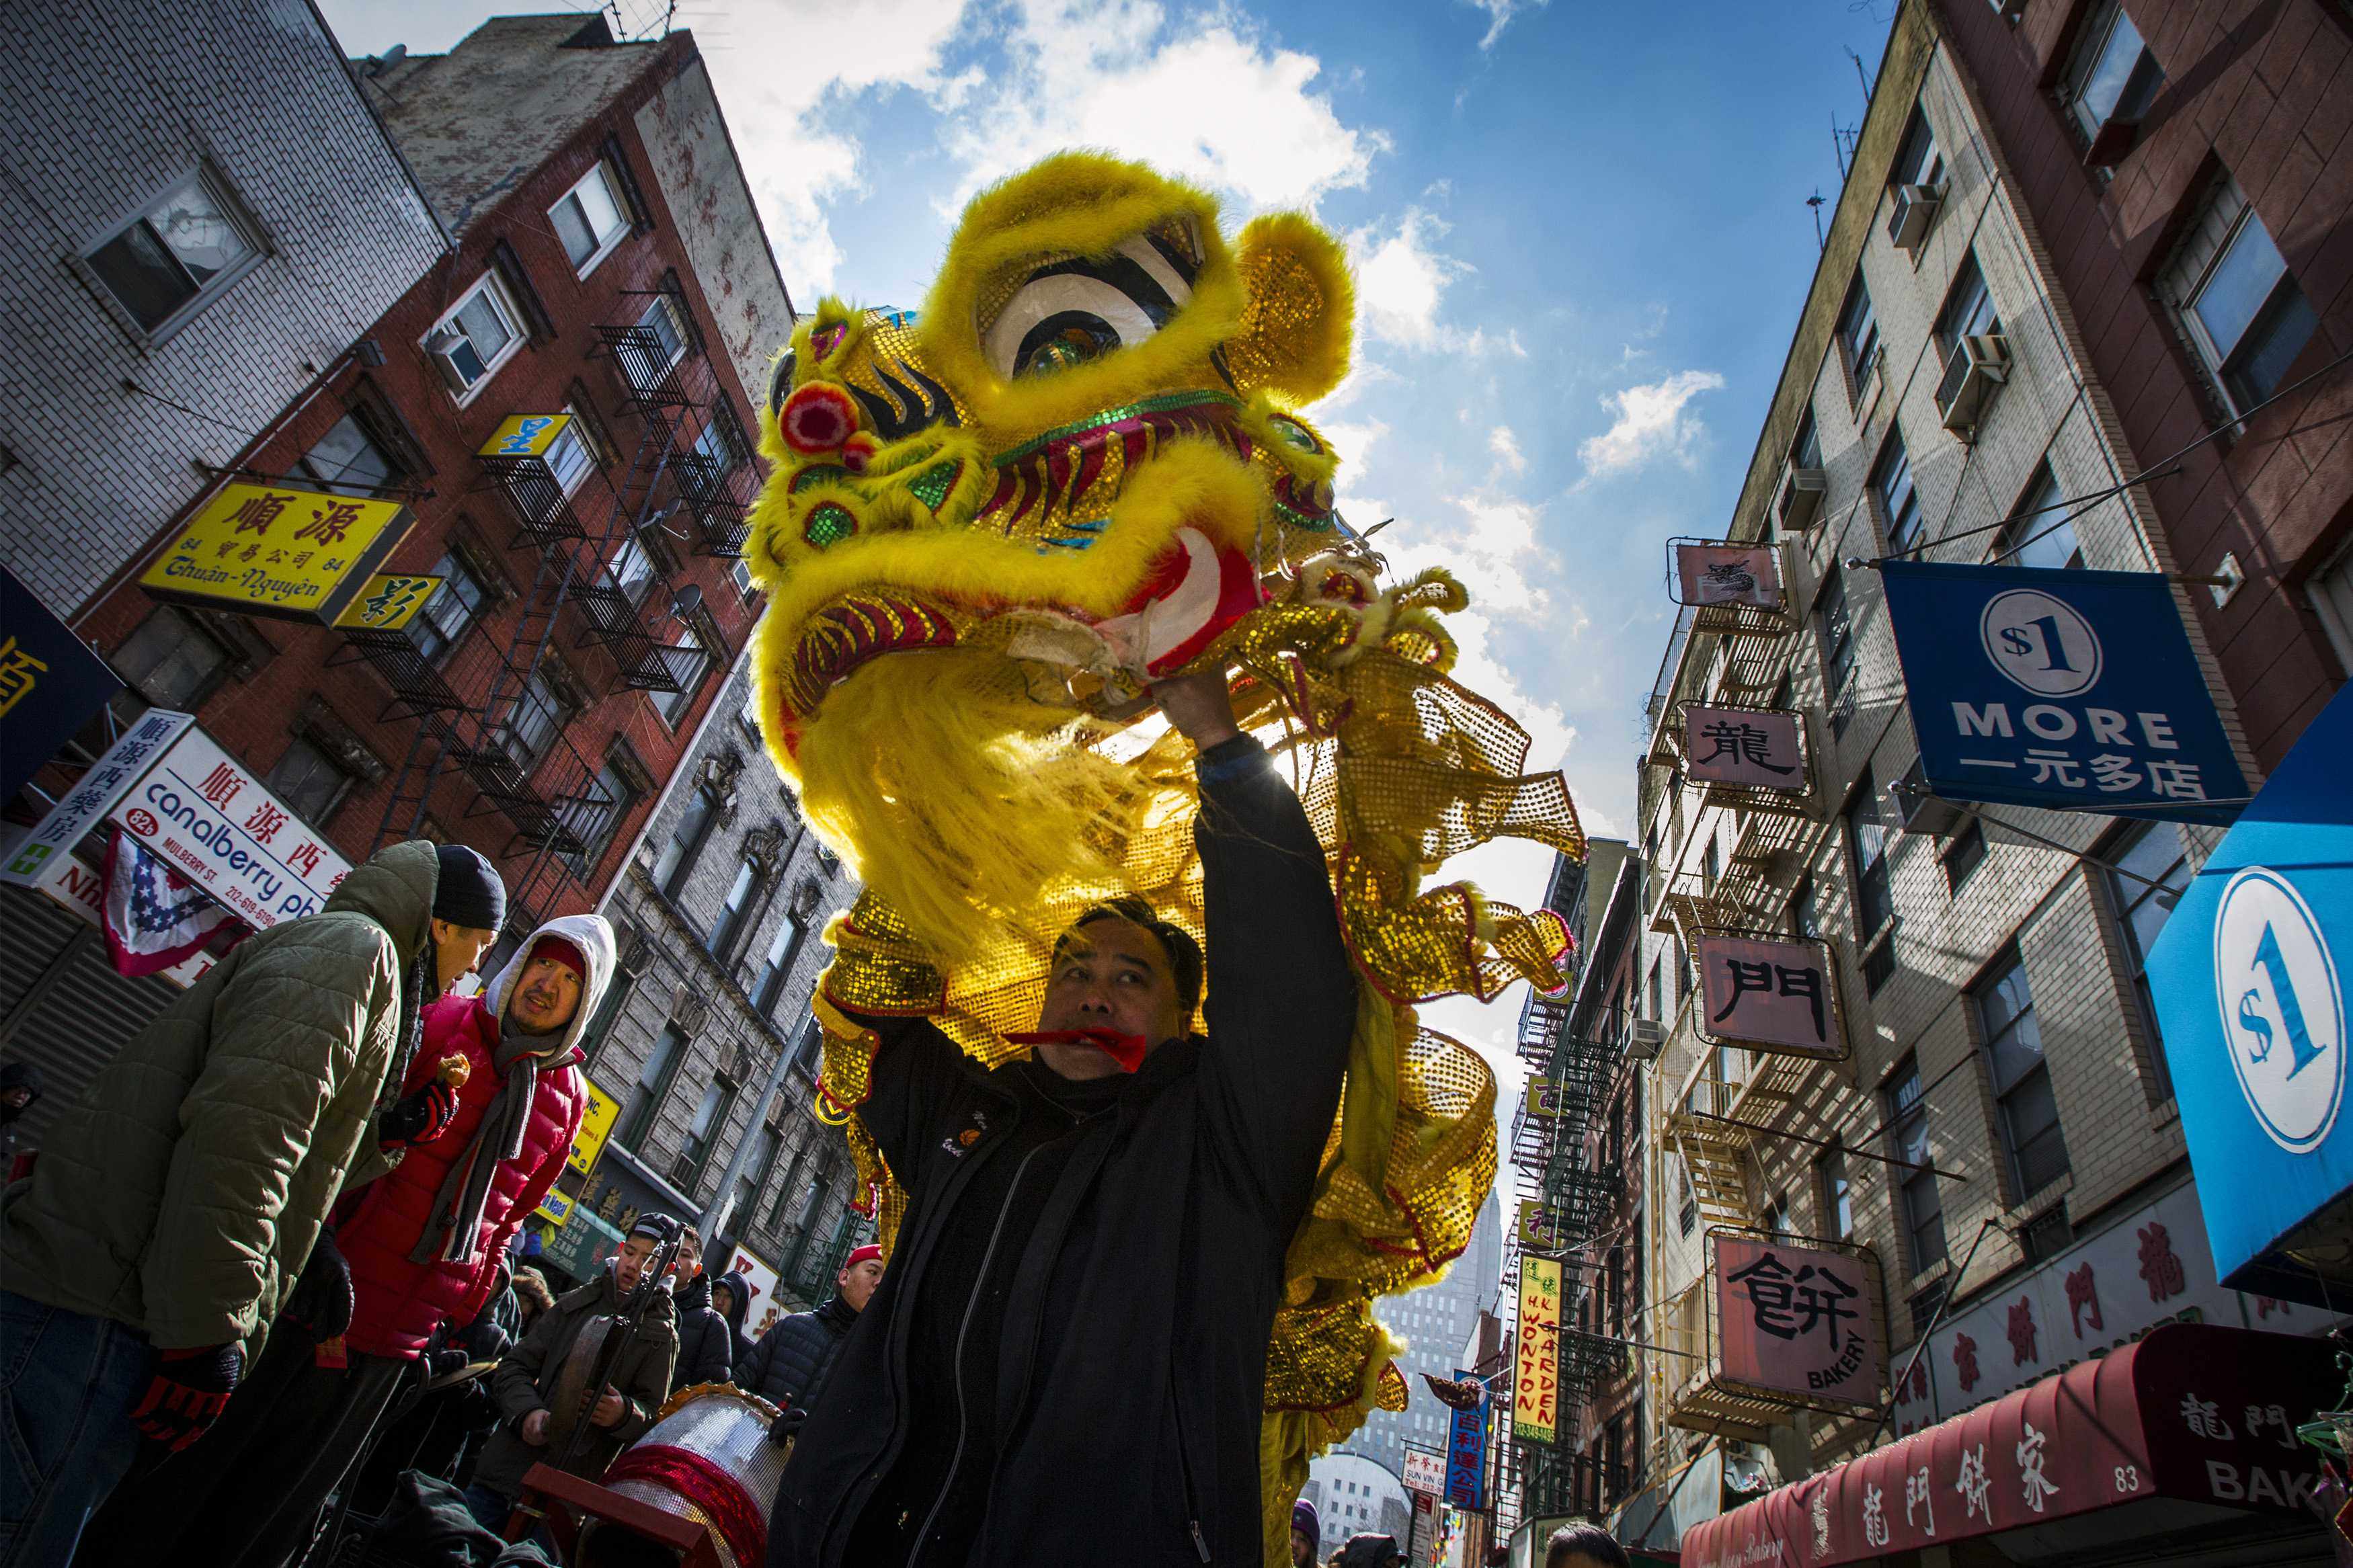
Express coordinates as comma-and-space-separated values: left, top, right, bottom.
1347, 208, 1472, 352
944, 5, 1387, 214
1577, 368, 1726, 481
1458, 0, 1551, 50
1488, 425, 1526, 475
679, 0, 971, 292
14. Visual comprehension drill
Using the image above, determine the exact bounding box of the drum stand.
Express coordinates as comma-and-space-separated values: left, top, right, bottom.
510, 1461, 721, 1568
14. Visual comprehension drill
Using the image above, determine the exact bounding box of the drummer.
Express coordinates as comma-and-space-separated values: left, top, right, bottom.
465, 1214, 681, 1535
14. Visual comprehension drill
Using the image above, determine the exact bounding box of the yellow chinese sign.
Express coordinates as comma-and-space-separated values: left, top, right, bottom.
0, 636, 48, 718
141, 482, 412, 626
331, 573, 444, 632
567, 1079, 620, 1176
478, 413, 574, 460
1513, 1255, 1562, 1441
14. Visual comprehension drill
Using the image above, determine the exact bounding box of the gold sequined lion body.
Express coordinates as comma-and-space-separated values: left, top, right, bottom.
742, 153, 1582, 1562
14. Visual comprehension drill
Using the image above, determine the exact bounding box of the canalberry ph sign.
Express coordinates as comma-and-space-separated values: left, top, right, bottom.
2148, 688, 2353, 1303
1878, 562, 2246, 825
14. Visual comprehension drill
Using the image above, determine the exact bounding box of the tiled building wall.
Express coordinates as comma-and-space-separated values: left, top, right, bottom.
0, 0, 447, 615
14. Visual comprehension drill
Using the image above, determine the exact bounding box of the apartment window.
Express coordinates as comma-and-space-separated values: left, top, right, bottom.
406, 550, 489, 665
1940, 817, 1987, 893
1977, 950, 2070, 1196
1788, 408, 1822, 472
2176, 193, 2319, 416
1886, 1057, 1946, 1272
547, 406, 600, 497
1675, 1155, 1698, 1236
82, 167, 259, 335
1909, 1278, 1950, 1336
650, 786, 720, 899
694, 401, 750, 473
298, 413, 403, 497
618, 1022, 687, 1151
1891, 104, 1944, 191
1815, 568, 1858, 735
1760, 1193, 1792, 1237
637, 291, 690, 380
550, 160, 632, 275
1846, 772, 1895, 987
493, 671, 569, 771
425, 274, 526, 399
1816, 1147, 1853, 1240
1935, 252, 2000, 364
1872, 432, 1922, 556
651, 623, 710, 726
264, 734, 355, 823
731, 1122, 782, 1236
2020, 1204, 2073, 1264
710, 854, 761, 959
610, 531, 660, 606
1788, 874, 1823, 942
766, 1145, 809, 1232
1702, 836, 1720, 893
2065, 3, 2165, 141
1993, 462, 2083, 571
565, 754, 642, 878
112, 607, 231, 709
788, 1014, 824, 1076
1646, 958, 1663, 1022
754, 909, 809, 1015
1837, 270, 1881, 386
2105, 823, 2190, 1099
679, 1079, 735, 1187
731, 559, 756, 601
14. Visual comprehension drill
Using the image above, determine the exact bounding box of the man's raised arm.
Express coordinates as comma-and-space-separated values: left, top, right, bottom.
1156, 669, 1356, 1223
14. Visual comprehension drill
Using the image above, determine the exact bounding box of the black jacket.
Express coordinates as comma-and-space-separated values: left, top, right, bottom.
739, 1293, 858, 1411
715, 1268, 756, 1369
767, 737, 1357, 1567
672, 1270, 734, 1393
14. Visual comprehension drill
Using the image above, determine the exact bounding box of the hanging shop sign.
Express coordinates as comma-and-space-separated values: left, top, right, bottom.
100, 726, 351, 927
1402, 1446, 1447, 1497
1673, 542, 1784, 610
1695, 932, 1843, 1059
1879, 561, 2246, 825
1513, 1256, 1564, 1440
479, 412, 576, 460
1882, 1180, 2316, 1438
1, 710, 195, 886
566, 1079, 621, 1178
1517, 1198, 1565, 1251
541, 1199, 627, 1282
1443, 1367, 1490, 1510
1714, 1234, 1881, 1407
139, 481, 413, 626
331, 572, 443, 633
2147, 686, 2353, 1305
0, 565, 124, 802
1683, 704, 1807, 791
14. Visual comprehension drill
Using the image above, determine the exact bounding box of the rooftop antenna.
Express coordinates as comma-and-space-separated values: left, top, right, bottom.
1807, 190, 1827, 251
1846, 45, 1876, 107
1831, 114, 1854, 179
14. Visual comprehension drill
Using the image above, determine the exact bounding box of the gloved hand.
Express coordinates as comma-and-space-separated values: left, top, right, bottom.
427, 1346, 470, 1378
281, 1229, 354, 1341
130, 1344, 243, 1452
766, 1402, 805, 1446
379, 1078, 460, 1147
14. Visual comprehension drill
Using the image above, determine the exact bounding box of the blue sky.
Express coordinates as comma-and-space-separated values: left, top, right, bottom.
323, 0, 1895, 1150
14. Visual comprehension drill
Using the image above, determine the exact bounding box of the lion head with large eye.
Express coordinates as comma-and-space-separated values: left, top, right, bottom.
744, 155, 1580, 1560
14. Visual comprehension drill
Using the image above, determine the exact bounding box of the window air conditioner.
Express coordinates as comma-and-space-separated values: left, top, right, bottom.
1889, 758, 1964, 838
1776, 462, 1827, 534
1886, 183, 1944, 249
1936, 333, 2011, 432
1630, 1019, 1667, 1061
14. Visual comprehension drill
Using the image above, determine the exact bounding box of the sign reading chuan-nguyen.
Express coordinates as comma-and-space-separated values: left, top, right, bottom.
1684, 705, 1807, 792
1697, 933, 1844, 1059
1714, 1234, 1882, 1408
140, 481, 412, 626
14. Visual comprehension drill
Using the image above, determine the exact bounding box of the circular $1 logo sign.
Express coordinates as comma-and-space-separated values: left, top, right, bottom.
2215, 866, 2346, 1153
1979, 587, 2103, 698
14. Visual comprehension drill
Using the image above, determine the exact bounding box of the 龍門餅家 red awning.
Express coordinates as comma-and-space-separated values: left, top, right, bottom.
1679, 1323, 2335, 1568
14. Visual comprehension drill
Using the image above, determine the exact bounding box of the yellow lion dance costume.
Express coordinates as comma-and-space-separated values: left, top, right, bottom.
744, 153, 1581, 1563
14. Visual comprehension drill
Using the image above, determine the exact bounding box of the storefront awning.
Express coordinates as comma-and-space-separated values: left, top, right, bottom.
1679, 1324, 2335, 1568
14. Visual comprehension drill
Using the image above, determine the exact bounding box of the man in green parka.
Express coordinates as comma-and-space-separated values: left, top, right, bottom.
0, 839, 506, 1568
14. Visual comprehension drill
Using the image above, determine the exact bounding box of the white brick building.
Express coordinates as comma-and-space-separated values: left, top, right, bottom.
0, 0, 446, 616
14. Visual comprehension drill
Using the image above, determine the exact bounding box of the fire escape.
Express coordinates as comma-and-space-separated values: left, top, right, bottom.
338, 277, 744, 932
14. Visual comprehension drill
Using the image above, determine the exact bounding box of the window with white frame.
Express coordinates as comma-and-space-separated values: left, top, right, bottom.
1872, 431, 1922, 556
639, 292, 689, 377
549, 160, 632, 275
1837, 270, 1881, 388
652, 622, 709, 725
407, 549, 491, 665
2065, 2, 2165, 141
2104, 823, 2189, 1100
546, 405, 598, 496
298, 413, 403, 497
1934, 251, 2001, 365
2161, 174, 2319, 419
1891, 104, 1944, 192
424, 274, 526, 399
1886, 1057, 1945, 1271
1993, 462, 2083, 571
2310, 535, 2353, 677
82, 166, 260, 335
1975, 950, 2071, 1196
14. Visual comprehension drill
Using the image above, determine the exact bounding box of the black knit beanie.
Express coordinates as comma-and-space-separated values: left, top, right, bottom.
432, 844, 506, 932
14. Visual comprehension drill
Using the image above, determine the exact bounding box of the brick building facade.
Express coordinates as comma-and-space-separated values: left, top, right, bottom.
0, 0, 448, 614
580, 653, 867, 1319
1, 14, 799, 1141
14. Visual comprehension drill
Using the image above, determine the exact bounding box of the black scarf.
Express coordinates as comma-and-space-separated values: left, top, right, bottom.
408, 1024, 561, 1266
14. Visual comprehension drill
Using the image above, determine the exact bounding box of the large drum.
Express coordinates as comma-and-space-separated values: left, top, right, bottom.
582, 1383, 786, 1568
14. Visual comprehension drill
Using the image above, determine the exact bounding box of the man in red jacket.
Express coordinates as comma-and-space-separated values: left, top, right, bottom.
79, 913, 616, 1568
